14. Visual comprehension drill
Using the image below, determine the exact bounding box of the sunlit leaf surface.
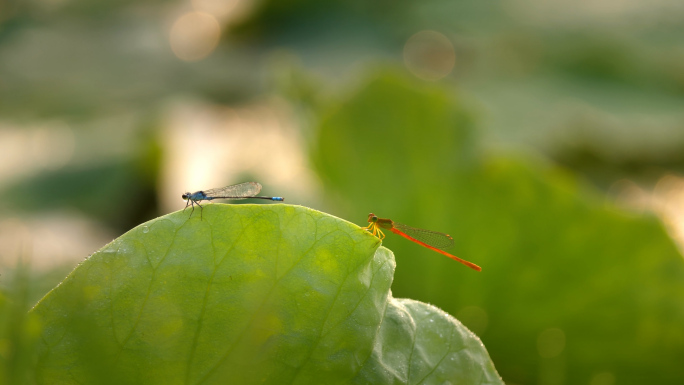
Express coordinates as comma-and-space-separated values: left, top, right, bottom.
31, 204, 502, 385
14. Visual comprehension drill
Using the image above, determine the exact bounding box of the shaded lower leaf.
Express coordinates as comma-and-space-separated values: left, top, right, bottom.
354, 299, 502, 385
31, 204, 501, 384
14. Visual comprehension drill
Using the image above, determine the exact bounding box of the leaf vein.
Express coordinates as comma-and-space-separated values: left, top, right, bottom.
414, 326, 458, 385
195, 224, 332, 385
184, 217, 251, 385
112, 223, 184, 363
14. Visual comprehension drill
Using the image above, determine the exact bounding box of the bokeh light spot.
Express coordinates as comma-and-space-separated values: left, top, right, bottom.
170, 12, 221, 62
192, 0, 240, 20
457, 306, 489, 335
537, 328, 566, 358
403, 30, 456, 81
589, 371, 615, 385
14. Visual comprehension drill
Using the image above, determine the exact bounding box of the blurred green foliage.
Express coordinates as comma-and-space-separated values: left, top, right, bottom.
30, 204, 501, 384
0, 125, 161, 232
0, 267, 40, 385
2, 0, 684, 226
311, 71, 684, 384
2, 161, 154, 230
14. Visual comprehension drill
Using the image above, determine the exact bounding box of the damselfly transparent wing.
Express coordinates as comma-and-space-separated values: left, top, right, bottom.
392, 223, 455, 250
202, 182, 262, 200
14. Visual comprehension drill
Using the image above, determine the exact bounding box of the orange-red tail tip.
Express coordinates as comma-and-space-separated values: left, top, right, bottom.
457, 258, 482, 272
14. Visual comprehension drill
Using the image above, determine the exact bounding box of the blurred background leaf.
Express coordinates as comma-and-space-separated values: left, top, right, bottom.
311, 71, 684, 385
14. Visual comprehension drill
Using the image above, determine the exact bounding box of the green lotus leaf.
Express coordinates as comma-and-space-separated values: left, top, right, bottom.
31, 204, 502, 385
